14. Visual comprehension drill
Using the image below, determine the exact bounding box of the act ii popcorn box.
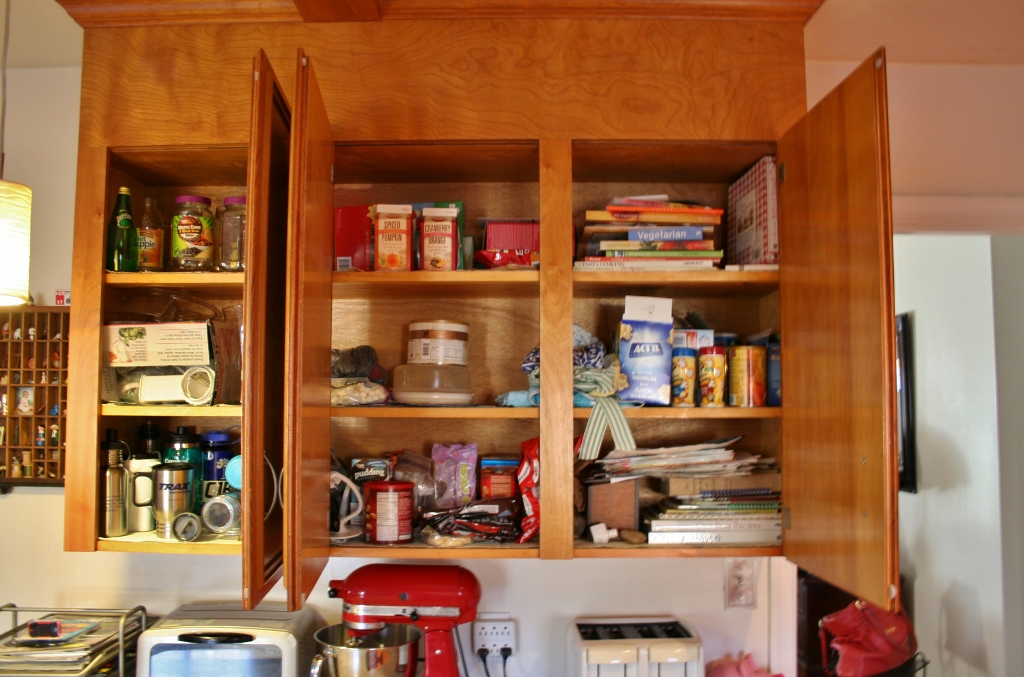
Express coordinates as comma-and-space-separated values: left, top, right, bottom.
617, 296, 674, 405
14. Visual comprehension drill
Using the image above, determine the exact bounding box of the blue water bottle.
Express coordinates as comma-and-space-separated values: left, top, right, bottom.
200, 430, 235, 504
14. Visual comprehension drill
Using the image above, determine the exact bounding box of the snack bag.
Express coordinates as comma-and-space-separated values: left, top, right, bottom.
432, 443, 478, 509
516, 437, 540, 543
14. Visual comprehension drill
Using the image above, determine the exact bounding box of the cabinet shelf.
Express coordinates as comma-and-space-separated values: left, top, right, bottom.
330, 542, 539, 559
100, 404, 242, 417
333, 270, 539, 299
98, 535, 241, 555
573, 270, 778, 298
332, 406, 538, 419
105, 272, 244, 292
573, 541, 782, 558
573, 407, 780, 420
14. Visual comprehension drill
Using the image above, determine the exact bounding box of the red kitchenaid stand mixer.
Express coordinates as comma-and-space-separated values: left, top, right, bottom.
328, 563, 481, 677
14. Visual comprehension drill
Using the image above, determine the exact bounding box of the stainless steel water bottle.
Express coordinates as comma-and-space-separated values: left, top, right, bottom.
102, 429, 129, 537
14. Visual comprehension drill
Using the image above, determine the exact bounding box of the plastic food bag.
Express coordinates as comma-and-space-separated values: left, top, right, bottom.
330, 379, 390, 405
425, 498, 521, 542
432, 443, 478, 509
390, 451, 436, 518
331, 345, 387, 384
516, 437, 541, 543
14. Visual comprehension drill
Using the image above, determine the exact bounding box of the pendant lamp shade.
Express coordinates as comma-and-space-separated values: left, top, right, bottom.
0, 178, 31, 305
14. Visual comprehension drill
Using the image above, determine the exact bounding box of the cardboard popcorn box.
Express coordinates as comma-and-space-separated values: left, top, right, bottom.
617, 296, 674, 405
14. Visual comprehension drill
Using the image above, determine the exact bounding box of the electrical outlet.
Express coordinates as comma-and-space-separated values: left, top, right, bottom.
472, 618, 517, 660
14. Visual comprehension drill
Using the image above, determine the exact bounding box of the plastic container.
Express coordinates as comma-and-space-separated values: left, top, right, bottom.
671, 346, 698, 407
407, 320, 469, 366
217, 196, 246, 271
698, 346, 728, 407
170, 195, 215, 271
391, 363, 473, 405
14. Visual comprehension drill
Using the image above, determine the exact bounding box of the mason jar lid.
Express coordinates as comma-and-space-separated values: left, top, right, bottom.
175, 195, 212, 205
223, 196, 246, 206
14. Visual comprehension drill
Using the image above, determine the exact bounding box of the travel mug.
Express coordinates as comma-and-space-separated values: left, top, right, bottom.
133, 462, 195, 539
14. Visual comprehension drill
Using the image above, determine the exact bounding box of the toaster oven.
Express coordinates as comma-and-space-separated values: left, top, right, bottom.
135, 602, 322, 677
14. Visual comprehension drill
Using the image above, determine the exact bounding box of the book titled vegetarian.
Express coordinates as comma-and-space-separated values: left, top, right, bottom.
579, 223, 714, 244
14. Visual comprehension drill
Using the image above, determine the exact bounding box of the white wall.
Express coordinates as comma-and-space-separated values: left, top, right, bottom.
0, 66, 793, 677
4, 67, 79, 305
806, 62, 1024, 197
894, 234, 1007, 676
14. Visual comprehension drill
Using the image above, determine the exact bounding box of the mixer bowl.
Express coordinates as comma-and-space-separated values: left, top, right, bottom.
311, 623, 422, 677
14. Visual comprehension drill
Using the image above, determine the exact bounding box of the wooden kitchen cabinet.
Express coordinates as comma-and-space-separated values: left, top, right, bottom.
65, 50, 293, 608
63, 15, 897, 611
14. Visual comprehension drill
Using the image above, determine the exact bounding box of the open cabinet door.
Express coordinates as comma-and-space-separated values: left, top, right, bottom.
778, 49, 899, 609
242, 50, 292, 609
284, 49, 334, 610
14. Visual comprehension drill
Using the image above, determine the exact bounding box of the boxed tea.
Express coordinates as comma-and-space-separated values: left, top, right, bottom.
373, 204, 413, 271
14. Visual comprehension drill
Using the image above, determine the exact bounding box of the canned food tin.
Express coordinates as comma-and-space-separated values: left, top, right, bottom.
728, 346, 767, 406
699, 346, 728, 407
364, 480, 415, 544
671, 347, 698, 407
407, 320, 469, 366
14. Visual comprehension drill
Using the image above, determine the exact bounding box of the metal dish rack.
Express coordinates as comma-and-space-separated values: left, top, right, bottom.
0, 605, 148, 677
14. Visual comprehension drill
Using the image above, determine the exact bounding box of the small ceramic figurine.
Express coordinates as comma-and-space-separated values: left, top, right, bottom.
12, 328, 20, 340
50, 424, 59, 446
27, 327, 35, 340
1, 321, 8, 339
36, 425, 45, 446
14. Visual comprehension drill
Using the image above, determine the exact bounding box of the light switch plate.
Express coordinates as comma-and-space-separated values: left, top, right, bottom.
725, 557, 757, 608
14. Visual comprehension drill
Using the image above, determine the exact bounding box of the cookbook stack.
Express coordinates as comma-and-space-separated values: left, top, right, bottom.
574, 195, 724, 271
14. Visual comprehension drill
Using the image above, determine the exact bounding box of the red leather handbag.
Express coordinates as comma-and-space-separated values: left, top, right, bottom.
819, 599, 917, 677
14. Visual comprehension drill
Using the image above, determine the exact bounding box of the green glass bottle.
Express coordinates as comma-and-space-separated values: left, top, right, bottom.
105, 186, 138, 271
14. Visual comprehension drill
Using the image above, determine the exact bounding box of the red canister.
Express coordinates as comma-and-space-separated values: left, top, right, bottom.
363, 480, 415, 544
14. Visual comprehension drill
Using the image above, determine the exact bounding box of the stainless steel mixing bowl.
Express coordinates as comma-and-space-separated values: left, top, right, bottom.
310, 623, 422, 677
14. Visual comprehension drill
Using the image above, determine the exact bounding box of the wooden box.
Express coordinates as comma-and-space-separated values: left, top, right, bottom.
587, 479, 639, 531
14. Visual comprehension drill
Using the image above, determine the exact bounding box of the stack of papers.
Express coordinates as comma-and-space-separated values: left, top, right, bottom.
0, 614, 143, 675
593, 436, 763, 480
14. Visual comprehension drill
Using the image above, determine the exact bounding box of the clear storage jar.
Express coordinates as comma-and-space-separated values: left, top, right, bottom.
217, 196, 246, 271
170, 195, 215, 271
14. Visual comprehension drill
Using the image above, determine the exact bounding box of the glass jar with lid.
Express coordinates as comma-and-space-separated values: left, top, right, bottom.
170, 195, 215, 271
217, 196, 246, 271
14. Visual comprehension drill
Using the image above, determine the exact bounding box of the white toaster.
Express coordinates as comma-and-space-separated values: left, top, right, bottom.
567, 616, 704, 677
